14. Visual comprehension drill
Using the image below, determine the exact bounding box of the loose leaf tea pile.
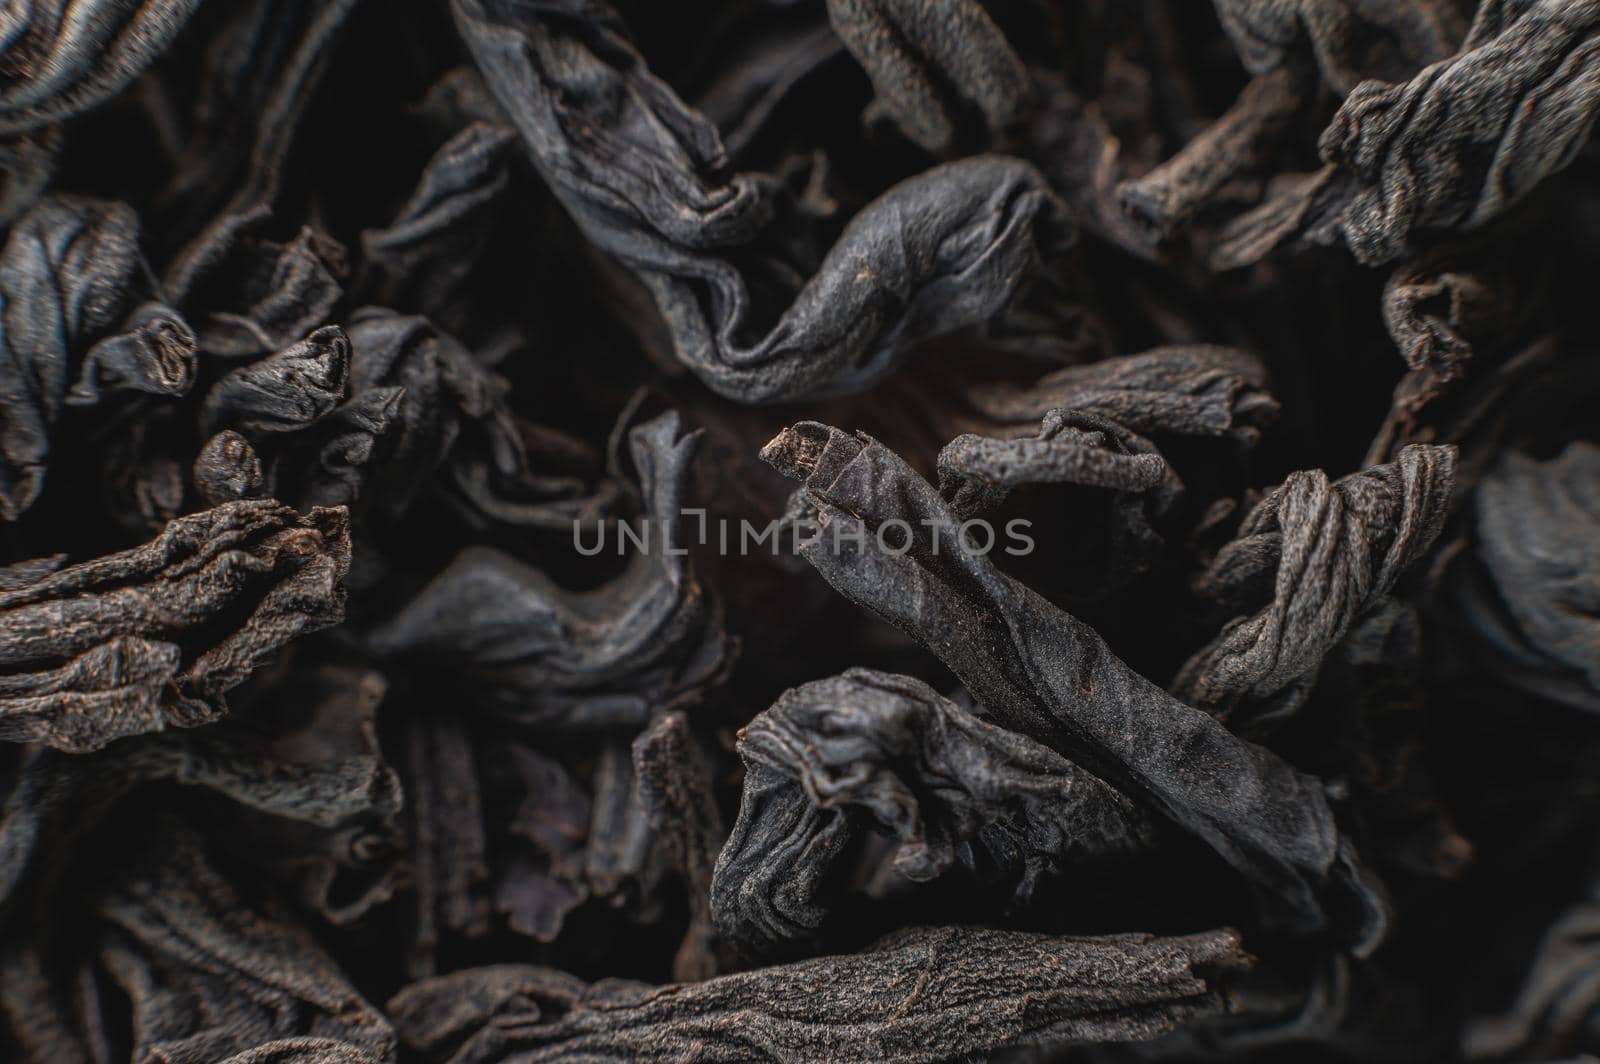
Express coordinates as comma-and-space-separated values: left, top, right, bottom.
0, 1, 1597, 1061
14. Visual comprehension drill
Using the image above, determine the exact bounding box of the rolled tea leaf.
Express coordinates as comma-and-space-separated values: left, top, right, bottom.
200, 325, 353, 438
66, 301, 198, 407
1175, 444, 1457, 727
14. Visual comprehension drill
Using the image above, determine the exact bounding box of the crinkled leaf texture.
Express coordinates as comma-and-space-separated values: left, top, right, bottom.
713, 667, 1157, 958
759, 420, 1386, 949
0, 499, 350, 751
387, 925, 1249, 1063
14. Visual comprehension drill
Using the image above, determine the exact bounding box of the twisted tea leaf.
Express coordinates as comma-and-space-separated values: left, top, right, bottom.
938, 409, 1181, 515
713, 668, 1157, 958
937, 409, 1184, 594
66, 301, 198, 407
187, 227, 348, 359
1131, 0, 1468, 243
760, 421, 1383, 947
157, 0, 360, 274
201, 325, 353, 438
0, 499, 350, 751
1382, 250, 1528, 380
1117, 67, 1310, 242
1175, 444, 1457, 728
339, 309, 609, 528
1221, 0, 1600, 267
387, 925, 1250, 1063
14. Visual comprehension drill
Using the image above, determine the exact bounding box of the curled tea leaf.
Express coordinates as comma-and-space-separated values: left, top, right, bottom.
201, 325, 353, 439
713, 668, 1156, 958
66, 301, 198, 407
453, 0, 1064, 402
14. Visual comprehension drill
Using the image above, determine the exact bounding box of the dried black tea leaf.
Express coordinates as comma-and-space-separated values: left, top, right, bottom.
337, 309, 594, 527
452, 0, 1064, 401
388, 925, 1250, 1062
1212, 0, 1466, 91
194, 430, 267, 506
0, 0, 1596, 1058
187, 228, 348, 359
0, 704, 401, 921
93, 828, 396, 1064
713, 667, 1157, 957
0, 500, 350, 751
965, 345, 1280, 444
1117, 67, 1310, 242
633, 711, 727, 981
760, 421, 1383, 946
202, 326, 352, 438
156, 0, 360, 273
826, 0, 1030, 154
1318, 0, 1600, 265
1174, 444, 1457, 727
357, 123, 516, 322
65, 301, 198, 407
937, 408, 1184, 593
1218, 0, 1600, 267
